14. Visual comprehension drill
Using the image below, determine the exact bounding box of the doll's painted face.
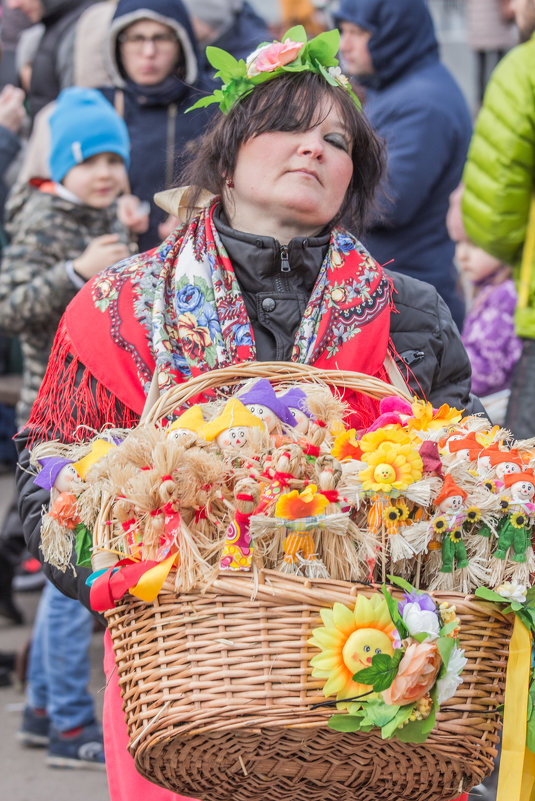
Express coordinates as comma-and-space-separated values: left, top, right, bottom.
167, 427, 196, 446
342, 628, 394, 673
288, 406, 310, 434
439, 494, 464, 513
478, 455, 492, 473
510, 480, 535, 503
216, 426, 250, 450
245, 404, 278, 433
54, 463, 81, 492
496, 462, 522, 481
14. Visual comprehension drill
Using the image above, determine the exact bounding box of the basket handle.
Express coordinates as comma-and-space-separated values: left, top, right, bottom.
143, 361, 412, 426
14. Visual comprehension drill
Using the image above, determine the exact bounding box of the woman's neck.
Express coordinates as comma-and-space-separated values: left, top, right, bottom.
226, 204, 325, 245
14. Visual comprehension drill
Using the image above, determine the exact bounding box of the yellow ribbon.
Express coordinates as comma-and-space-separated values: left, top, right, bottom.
128, 552, 177, 602
497, 616, 534, 801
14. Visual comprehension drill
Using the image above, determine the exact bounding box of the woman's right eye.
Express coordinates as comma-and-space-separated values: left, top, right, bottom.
325, 133, 350, 153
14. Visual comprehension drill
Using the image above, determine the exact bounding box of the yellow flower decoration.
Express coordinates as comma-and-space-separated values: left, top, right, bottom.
433, 516, 447, 534
309, 595, 397, 707
275, 484, 329, 519
359, 441, 423, 493
396, 499, 410, 521
499, 497, 510, 512
511, 511, 528, 529
384, 504, 401, 523
407, 399, 463, 432
359, 425, 411, 453
331, 428, 363, 462
464, 506, 481, 524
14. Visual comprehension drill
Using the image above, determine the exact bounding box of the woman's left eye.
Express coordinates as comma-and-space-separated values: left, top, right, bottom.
325, 133, 350, 152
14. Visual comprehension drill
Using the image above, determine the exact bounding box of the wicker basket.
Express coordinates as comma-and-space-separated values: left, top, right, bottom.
104, 364, 512, 801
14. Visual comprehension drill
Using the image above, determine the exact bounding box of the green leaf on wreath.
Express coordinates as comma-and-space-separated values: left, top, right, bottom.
439, 619, 459, 638
328, 714, 366, 733
381, 583, 409, 639
436, 636, 455, 671
387, 574, 420, 594
381, 705, 414, 738
393, 707, 437, 743
353, 649, 404, 692
75, 523, 93, 568
363, 698, 401, 727
474, 587, 508, 603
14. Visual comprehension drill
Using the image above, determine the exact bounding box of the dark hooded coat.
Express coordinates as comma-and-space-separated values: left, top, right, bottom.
334, 0, 472, 330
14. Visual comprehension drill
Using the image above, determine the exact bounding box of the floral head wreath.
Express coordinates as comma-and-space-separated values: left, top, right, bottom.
187, 25, 361, 115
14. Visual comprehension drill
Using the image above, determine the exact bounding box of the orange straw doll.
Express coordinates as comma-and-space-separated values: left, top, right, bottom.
490, 469, 535, 586
428, 475, 472, 592
34, 455, 84, 569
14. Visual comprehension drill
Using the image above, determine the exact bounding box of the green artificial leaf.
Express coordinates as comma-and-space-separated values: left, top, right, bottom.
328, 714, 365, 733
474, 587, 508, 603
353, 650, 404, 692
387, 574, 419, 594
393, 707, 437, 743
381, 583, 409, 639
307, 29, 340, 65
75, 523, 93, 568
511, 601, 524, 612
186, 92, 223, 113
439, 619, 459, 638
381, 704, 414, 738
436, 636, 455, 672
205, 46, 241, 78
282, 25, 308, 44
363, 698, 401, 727
412, 632, 428, 643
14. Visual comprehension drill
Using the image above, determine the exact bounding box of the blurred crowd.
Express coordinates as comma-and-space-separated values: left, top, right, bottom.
0, 2, 531, 799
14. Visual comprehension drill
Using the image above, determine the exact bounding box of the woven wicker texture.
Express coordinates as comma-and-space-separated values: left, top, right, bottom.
106, 570, 511, 801
143, 361, 412, 425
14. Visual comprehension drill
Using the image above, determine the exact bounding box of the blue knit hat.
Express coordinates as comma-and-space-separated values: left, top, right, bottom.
49, 88, 130, 183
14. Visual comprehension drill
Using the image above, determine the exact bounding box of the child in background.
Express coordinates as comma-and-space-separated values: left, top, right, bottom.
0, 86, 133, 769
447, 184, 522, 423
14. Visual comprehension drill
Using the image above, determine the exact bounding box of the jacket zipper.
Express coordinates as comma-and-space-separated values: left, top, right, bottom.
274, 245, 291, 292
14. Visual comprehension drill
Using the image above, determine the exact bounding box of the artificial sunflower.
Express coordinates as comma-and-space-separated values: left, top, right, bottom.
359, 441, 423, 493
499, 497, 510, 512
433, 516, 447, 534
511, 511, 528, 529
464, 506, 481, 524
384, 504, 401, 523
309, 595, 397, 707
484, 480, 497, 493
396, 499, 410, 521
449, 528, 462, 542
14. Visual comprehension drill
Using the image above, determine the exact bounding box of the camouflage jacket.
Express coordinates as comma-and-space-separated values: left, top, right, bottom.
0, 183, 131, 425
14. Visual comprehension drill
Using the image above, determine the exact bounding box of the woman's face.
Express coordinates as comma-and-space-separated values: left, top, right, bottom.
227, 100, 354, 240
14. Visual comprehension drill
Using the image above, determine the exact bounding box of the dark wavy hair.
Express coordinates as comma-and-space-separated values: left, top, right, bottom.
179, 71, 385, 235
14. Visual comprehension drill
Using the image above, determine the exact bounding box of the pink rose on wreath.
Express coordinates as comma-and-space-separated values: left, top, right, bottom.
246, 40, 304, 76
382, 641, 441, 706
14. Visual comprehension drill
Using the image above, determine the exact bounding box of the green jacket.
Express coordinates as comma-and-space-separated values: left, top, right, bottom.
462, 33, 535, 339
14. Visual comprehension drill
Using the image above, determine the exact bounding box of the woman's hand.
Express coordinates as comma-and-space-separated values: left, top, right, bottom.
117, 194, 150, 234
73, 234, 130, 279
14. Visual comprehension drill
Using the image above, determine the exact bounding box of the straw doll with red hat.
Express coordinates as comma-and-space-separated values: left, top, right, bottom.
427, 475, 471, 591
491, 469, 535, 585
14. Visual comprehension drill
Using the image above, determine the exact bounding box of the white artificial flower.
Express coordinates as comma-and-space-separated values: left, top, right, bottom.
328, 65, 350, 88
495, 581, 527, 604
402, 602, 441, 639
436, 647, 468, 705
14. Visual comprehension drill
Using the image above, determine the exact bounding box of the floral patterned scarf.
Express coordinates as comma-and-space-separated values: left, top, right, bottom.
30, 200, 394, 440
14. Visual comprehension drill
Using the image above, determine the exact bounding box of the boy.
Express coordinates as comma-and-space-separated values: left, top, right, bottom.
0, 86, 132, 769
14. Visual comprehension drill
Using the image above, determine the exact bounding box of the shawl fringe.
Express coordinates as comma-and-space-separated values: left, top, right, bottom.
24, 317, 140, 447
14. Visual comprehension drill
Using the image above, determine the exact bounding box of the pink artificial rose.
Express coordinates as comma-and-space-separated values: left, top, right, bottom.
248, 40, 304, 75
382, 641, 441, 706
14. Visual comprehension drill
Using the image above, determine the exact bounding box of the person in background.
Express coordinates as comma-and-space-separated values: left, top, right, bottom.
334, 0, 472, 331
0, 87, 133, 768
447, 184, 521, 424
462, 0, 535, 438
182, 0, 271, 73
97, 0, 215, 251
6, 0, 99, 120
0, 0, 33, 87
465, 0, 517, 104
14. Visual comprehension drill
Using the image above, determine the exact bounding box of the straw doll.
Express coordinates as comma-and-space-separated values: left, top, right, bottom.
491, 470, 535, 585
219, 477, 261, 571
238, 378, 298, 434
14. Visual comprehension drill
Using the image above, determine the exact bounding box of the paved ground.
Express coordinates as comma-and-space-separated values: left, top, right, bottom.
0, 473, 109, 801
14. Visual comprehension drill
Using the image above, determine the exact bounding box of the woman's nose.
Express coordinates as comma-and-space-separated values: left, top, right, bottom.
297, 132, 324, 158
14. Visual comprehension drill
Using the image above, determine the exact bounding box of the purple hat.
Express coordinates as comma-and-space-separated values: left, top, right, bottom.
276, 387, 315, 420
33, 456, 73, 491
239, 379, 297, 427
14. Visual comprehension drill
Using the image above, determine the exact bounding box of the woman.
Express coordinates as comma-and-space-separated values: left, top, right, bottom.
15, 27, 476, 801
